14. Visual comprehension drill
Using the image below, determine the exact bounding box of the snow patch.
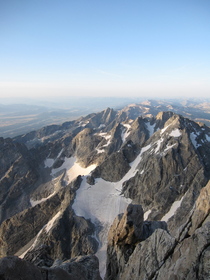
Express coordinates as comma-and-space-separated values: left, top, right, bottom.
98, 132, 112, 148
164, 143, 176, 153
98, 124, 106, 129
190, 132, 201, 148
206, 134, 210, 142
45, 211, 62, 233
38, 130, 62, 143
121, 124, 131, 142
160, 124, 171, 135
127, 144, 151, 178
73, 178, 131, 226
154, 138, 164, 153
146, 122, 155, 137
57, 149, 64, 158
96, 148, 105, 154
169, 129, 182, 137
102, 139, 111, 147
144, 209, 151, 220
44, 149, 64, 168
98, 132, 111, 141
30, 192, 55, 207
44, 158, 55, 168
51, 157, 97, 184
161, 196, 184, 222
79, 121, 89, 127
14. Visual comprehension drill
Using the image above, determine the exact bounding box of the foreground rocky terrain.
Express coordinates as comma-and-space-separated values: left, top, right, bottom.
0, 103, 209, 279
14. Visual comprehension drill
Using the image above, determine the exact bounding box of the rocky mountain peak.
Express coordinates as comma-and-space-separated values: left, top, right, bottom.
156, 111, 174, 121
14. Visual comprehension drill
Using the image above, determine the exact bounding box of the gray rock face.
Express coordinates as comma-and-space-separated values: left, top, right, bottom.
92, 151, 130, 182
71, 128, 102, 167
0, 176, 97, 263
156, 223, 210, 280
125, 117, 149, 150
168, 180, 210, 239
106, 181, 210, 280
0, 255, 102, 280
0, 190, 64, 257
54, 255, 102, 280
0, 137, 39, 223
120, 223, 210, 280
0, 256, 43, 280
119, 229, 176, 280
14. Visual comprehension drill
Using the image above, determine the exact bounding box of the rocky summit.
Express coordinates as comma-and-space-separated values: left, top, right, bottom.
0, 103, 210, 279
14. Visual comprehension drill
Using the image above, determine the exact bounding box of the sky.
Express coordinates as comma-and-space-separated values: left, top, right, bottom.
0, 0, 210, 100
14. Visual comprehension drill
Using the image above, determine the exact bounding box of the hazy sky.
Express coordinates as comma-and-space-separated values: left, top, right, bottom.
0, 0, 210, 99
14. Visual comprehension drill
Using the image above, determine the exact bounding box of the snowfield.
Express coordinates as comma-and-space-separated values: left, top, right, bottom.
72, 144, 151, 278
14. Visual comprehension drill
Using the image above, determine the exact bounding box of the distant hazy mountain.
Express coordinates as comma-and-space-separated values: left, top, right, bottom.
0, 98, 210, 138
0, 97, 141, 138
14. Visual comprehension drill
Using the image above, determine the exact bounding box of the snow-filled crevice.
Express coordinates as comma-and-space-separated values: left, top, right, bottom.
160, 124, 171, 135
121, 123, 131, 143
144, 209, 151, 220
161, 196, 184, 222
30, 191, 56, 207
146, 122, 155, 137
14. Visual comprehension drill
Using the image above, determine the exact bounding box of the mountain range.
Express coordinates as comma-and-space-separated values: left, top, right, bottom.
0, 98, 210, 138
0, 102, 209, 279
